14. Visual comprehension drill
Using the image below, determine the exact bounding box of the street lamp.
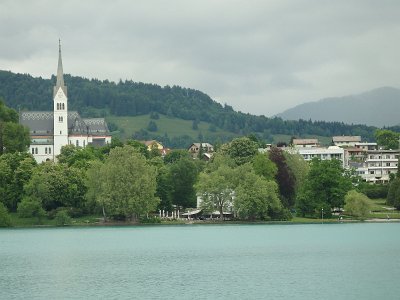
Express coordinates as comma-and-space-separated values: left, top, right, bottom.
321, 207, 324, 224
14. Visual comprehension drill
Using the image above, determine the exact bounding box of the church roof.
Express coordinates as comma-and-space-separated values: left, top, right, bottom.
20, 111, 110, 136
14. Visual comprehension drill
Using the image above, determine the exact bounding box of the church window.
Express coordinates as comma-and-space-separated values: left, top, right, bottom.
45, 148, 48, 154
57, 103, 59, 110
32, 148, 35, 154
35, 148, 38, 154
62, 103, 65, 110
49, 148, 51, 154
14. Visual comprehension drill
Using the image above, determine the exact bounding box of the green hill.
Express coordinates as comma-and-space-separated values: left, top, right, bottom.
0, 70, 389, 148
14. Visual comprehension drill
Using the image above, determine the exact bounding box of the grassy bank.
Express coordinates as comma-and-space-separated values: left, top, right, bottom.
5, 199, 399, 228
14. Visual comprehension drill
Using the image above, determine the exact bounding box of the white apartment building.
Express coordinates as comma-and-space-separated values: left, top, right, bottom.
363, 149, 399, 183
290, 146, 345, 168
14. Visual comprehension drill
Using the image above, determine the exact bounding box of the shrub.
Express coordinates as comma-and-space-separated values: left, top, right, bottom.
55, 210, 72, 226
139, 216, 161, 224
0, 203, 12, 227
17, 198, 46, 222
360, 184, 388, 199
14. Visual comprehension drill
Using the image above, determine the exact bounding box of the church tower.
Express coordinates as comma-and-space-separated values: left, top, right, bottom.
53, 40, 69, 159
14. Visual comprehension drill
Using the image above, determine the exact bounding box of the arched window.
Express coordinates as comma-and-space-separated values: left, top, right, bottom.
31, 148, 35, 154
45, 148, 48, 154
76, 140, 79, 147
49, 147, 51, 154
35, 148, 38, 154
57, 103, 59, 110
62, 103, 65, 110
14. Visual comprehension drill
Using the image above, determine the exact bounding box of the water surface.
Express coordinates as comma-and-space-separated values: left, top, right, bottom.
1, 223, 400, 299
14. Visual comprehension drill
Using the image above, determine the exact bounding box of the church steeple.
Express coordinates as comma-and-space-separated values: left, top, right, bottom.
54, 39, 67, 97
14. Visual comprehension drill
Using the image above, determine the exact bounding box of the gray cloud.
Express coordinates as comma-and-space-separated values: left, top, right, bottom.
1, 0, 399, 116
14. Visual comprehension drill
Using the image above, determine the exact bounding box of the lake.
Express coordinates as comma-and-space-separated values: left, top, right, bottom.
1, 223, 400, 299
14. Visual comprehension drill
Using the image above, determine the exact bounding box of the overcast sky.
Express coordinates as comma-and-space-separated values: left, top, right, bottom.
1, 0, 399, 116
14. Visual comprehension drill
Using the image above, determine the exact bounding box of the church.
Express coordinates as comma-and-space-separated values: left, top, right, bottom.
20, 42, 112, 163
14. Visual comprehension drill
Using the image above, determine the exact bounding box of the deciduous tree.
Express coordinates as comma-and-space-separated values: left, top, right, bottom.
86, 146, 159, 220
344, 190, 371, 220
234, 170, 282, 220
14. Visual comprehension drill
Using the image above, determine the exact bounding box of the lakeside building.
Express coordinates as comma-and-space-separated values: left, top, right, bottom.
19, 42, 111, 163
353, 149, 399, 183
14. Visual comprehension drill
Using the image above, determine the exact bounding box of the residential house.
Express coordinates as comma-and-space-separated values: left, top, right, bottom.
188, 143, 214, 158
292, 138, 319, 148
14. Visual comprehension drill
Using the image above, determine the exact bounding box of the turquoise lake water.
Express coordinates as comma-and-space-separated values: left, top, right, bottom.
1, 223, 400, 299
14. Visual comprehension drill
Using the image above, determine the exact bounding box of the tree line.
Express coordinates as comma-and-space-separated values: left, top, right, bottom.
3, 133, 398, 226
0, 70, 388, 142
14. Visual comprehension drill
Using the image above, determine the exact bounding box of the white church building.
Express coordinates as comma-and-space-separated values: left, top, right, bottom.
20, 42, 112, 163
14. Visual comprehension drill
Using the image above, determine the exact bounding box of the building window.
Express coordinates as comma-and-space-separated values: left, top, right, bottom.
57, 103, 59, 110
35, 148, 38, 154
49, 147, 51, 154
60, 131, 62, 134
31, 148, 35, 154
62, 103, 65, 110
83, 140, 86, 147
76, 140, 79, 147
45, 148, 48, 154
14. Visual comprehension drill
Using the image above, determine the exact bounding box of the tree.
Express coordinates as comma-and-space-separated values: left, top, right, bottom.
0, 99, 30, 155
17, 198, 46, 224
164, 149, 191, 164
167, 158, 198, 208
296, 158, 352, 217
196, 163, 236, 220
58, 144, 102, 169
23, 162, 87, 211
283, 151, 309, 195
252, 153, 277, 181
269, 147, 296, 207
344, 190, 371, 220
219, 137, 258, 165
387, 177, 400, 209
147, 120, 158, 132
234, 170, 282, 220
375, 129, 399, 150
192, 120, 199, 130
0, 202, 11, 227
86, 146, 159, 220
0, 152, 36, 211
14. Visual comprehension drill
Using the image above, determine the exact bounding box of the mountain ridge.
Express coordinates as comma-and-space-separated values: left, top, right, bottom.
277, 86, 400, 127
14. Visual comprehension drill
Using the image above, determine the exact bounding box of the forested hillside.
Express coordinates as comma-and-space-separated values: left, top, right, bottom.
0, 70, 386, 145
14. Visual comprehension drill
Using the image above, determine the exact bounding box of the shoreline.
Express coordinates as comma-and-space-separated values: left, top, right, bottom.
4, 217, 400, 229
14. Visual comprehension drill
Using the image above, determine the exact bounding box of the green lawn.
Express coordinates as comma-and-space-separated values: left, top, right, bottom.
9, 213, 102, 227
106, 114, 236, 141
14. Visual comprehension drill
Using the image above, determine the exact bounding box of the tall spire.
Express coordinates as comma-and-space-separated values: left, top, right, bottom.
54, 39, 67, 97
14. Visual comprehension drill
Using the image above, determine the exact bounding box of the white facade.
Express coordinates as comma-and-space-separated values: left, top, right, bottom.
53, 87, 69, 157
364, 150, 399, 183
20, 42, 112, 164
293, 146, 345, 168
